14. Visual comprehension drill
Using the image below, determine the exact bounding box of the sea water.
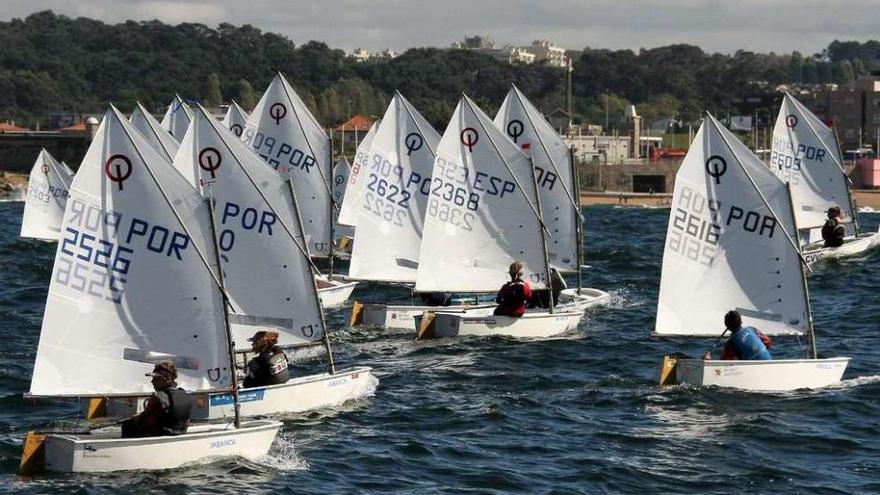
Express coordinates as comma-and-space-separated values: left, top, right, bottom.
1, 202, 878, 493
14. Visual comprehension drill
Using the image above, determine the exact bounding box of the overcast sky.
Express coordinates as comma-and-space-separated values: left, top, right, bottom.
3, 0, 876, 55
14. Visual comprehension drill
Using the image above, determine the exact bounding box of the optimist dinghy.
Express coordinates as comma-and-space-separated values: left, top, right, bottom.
656, 114, 849, 391
770, 93, 880, 264
244, 73, 356, 307
130, 102, 180, 162
20, 106, 280, 474
222, 99, 249, 137
160, 94, 193, 142
20, 149, 74, 241
414, 94, 586, 339
165, 104, 375, 418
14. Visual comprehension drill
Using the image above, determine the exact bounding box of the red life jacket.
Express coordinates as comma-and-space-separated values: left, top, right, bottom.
495, 279, 532, 317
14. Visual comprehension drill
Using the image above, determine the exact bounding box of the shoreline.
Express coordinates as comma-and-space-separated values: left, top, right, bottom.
581, 190, 880, 209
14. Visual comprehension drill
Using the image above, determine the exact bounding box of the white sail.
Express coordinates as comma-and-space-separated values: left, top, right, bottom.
30, 106, 230, 396
350, 93, 440, 283
223, 100, 249, 138
337, 121, 380, 227
130, 102, 179, 162
172, 105, 324, 348
160, 94, 193, 142
655, 114, 807, 337
242, 74, 332, 257
771, 93, 853, 232
415, 95, 547, 292
60, 161, 75, 177
332, 157, 354, 241
494, 85, 579, 271
20, 149, 74, 241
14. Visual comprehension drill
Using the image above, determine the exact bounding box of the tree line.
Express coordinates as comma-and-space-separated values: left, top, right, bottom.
1, 11, 878, 131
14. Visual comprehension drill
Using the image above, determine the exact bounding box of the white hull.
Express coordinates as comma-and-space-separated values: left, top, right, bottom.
103, 367, 374, 420
317, 276, 358, 309
361, 303, 495, 331
802, 232, 880, 265
426, 308, 583, 338
43, 419, 280, 473
359, 288, 610, 331
192, 367, 374, 419
556, 287, 611, 312
675, 357, 849, 391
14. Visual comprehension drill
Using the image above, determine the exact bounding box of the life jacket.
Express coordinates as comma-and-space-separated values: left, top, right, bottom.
821, 218, 845, 247
728, 326, 772, 360
495, 279, 531, 317
244, 346, 290, 388
158, 386, 192, 436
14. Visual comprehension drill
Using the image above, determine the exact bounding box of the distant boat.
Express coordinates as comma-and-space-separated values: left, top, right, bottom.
160, 94, 194, 142
130, 102, 179, 162
223, 100, 249, 137
331, 156, 354, 256
656, 113, 848, 391
770, 93, 880, 264
19, 149, 74, 241
20, 105, 280, 474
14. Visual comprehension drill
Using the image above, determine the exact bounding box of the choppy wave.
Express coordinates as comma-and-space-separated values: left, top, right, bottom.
1, 203, 879, 493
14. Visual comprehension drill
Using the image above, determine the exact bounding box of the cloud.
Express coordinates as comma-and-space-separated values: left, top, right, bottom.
2, 0, 876, 55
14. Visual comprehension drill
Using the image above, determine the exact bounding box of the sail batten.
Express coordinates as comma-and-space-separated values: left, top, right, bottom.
655, 114, 807, 337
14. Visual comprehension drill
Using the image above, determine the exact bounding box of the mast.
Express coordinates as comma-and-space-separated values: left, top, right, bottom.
832, 125, 860, 236
785, 183, 818, 359
205, 193, 242, 428
328, 137, 335, 277
529, 155, 554, 312
287, 178, 336, 374
569, 146, 583, 292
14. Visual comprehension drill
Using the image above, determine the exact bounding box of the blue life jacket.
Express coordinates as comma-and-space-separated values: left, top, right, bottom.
729, 326, 772, 360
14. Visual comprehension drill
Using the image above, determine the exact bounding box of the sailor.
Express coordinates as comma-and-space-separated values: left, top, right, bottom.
821, 206, 846, 248
530, 266, 567, 308
714, 310, 773, 360
494, 261, 532, 317
121, 361, 193, 438
242, 331, 290, 388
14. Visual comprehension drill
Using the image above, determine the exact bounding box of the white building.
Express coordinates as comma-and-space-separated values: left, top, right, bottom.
351, 48, 371, 63
529, 40, 568, 68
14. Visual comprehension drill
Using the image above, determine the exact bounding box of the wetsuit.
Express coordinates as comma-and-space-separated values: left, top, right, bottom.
494, 279, 532, 317
821, 218, 845, 248
243, 346, 290, 388
121, 383, 192, 438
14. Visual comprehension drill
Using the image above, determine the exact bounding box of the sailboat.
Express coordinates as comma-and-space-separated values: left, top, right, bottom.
414, 95, 584, 338
20, 149, 74, 241
243, 73, 356, 308
223, 100, 249, 137
337, 120, 380, 229
770, 93, 880, 264
130, 102, 180, 162
167, 103, 374, 419
331, 156, 355, 258
656, 114, 849, 391
161, 94, 194, 142
20, 106, 280, 474
493, 84, 610, 311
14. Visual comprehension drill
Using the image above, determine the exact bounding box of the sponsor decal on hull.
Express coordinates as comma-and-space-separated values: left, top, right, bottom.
209, 388, 266, 406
